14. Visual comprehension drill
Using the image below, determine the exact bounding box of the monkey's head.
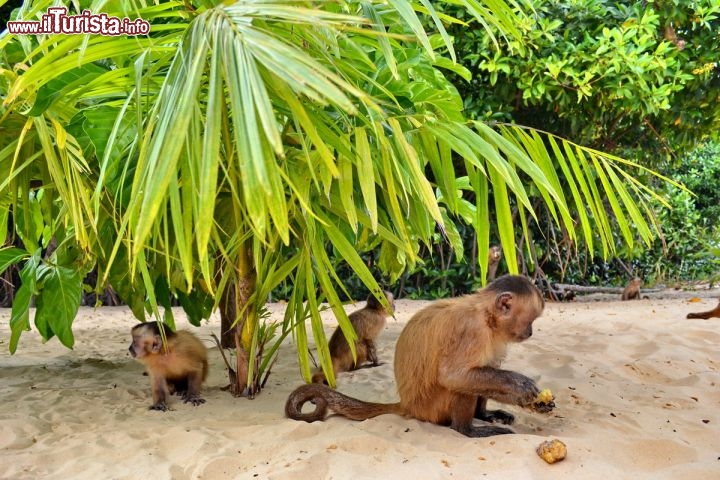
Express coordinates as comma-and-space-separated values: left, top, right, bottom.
366, 291, 395, 315
489, 245, 502, 261
128, 322, 173, 359
485, 275, 544, 343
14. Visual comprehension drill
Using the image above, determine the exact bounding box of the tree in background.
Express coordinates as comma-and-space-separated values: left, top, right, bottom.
632, 142, 720, 284
434, 0, 719, 284
449, 0, 719, 160
1, 0, 677, 394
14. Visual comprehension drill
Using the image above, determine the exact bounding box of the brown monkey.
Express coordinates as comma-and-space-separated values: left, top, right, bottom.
312, 291, 395, 384
621, 277, 642, 300
487, 245, 502, 282
687, 300, 720, 319
286, 275, 551, 437
129, 322, 208, 411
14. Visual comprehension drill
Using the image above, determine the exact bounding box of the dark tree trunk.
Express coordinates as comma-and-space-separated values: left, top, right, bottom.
219, 284, 237, 349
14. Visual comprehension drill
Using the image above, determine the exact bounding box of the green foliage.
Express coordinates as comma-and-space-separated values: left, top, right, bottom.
4, 242, 85, 352
316, 222, 483, 300
444, 0, 720, 162
671, 142, 720, 220
535, 141, 720, 285
633, 142, 720, 282
403, 0, 720, 288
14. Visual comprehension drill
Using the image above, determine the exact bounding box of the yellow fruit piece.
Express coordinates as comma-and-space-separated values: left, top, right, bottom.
535, 388, 554, 404
536, 439, 567, 464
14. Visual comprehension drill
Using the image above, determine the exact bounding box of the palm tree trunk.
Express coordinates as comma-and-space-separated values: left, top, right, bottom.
218, 242, 256, 396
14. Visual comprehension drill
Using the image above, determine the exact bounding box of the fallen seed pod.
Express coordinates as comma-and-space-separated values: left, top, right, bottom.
536, 439, 567, 464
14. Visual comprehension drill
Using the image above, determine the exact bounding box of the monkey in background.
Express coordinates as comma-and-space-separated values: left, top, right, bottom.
312, 291, 395, 384
687, 300, 720, 319
487, 245, 502, 282
288, 275, 552, 437
129, 322, 208, 411
621, 277, 642, 300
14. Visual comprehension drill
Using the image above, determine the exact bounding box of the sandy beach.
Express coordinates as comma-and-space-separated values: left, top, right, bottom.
1, 291, 719, 479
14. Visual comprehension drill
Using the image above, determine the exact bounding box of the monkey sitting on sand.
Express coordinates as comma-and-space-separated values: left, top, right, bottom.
312, 291, 395, 384
621, 277, 642, 300
287, 275, 553, 437
129, 322, 208, 411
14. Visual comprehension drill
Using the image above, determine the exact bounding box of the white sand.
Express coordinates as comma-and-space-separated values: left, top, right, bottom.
1, 294, 719, 479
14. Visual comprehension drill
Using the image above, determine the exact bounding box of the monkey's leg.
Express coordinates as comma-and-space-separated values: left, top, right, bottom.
474, 396, 515, 425
356, 340, 384, 369
170, 378, 188, 397
150, 375, 171, 411
449, 395, 513, 437
182, 370, 206, 406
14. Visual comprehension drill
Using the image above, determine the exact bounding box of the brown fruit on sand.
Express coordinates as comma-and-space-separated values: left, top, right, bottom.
536, 439, 567, 464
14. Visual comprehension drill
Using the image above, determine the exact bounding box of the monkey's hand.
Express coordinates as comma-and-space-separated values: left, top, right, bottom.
149, 402, 170, 412
477, 409, 515, 425
505, 371, 542, 407
530, 388, 555, 413
182, 393, 206, 406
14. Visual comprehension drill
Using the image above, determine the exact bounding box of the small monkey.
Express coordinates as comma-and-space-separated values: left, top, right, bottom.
687, 300, 720, 319
312, 291, 395, 384
287, 275, 550, 437
129, 322, 208, 411
621, 277, 642, 300
487, 245, 502, 282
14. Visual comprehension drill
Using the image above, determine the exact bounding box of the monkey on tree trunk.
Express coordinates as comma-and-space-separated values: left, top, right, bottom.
129, 322, 209, 411
286, 275, 553, 437
487, 245, 502, 282
312, 291, 395, 384
687, 300, 720, 319
621, 277, 642, 301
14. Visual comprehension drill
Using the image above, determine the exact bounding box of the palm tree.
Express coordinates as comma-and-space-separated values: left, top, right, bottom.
0, 0, 675, 395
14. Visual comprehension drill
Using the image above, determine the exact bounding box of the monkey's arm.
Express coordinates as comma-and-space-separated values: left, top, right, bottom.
365, 339, 380, 366
440, 365, 540, 407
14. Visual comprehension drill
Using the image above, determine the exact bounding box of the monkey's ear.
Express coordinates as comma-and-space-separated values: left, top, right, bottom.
495, 292, 514, 315
152, 335, 162, 353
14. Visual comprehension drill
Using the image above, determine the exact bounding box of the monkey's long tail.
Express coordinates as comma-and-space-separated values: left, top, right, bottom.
687, 300, 720, 319
285, 383, 403, 422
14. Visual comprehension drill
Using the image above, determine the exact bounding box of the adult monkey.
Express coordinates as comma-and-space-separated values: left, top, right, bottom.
286, 275, 552, 437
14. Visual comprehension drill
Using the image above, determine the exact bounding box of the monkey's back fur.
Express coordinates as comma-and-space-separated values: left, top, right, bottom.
149, 331, 208, 382
394, 292, 517, 424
